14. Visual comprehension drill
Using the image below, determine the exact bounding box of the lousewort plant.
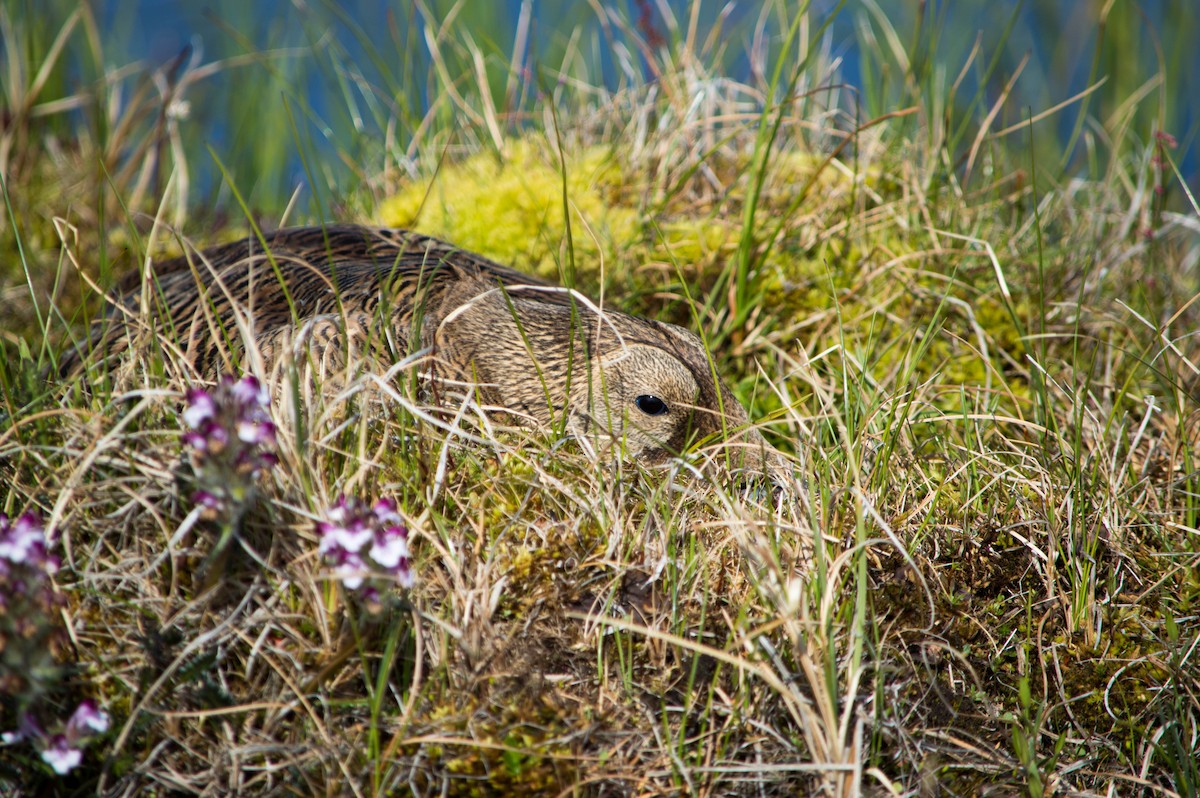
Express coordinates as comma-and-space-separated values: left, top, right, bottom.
182, 375, 278, 519
1, 513, 110, 775
2, 700, 111, 775
318, 496, 414, 607
0, 512, 65, 697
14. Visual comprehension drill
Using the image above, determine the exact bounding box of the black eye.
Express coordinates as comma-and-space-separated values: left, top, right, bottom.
635, 395, 669, 416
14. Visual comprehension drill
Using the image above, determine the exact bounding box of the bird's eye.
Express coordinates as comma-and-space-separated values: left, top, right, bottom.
635, 395, 669, 416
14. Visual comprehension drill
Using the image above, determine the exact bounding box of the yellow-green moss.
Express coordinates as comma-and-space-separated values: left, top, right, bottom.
771, 150, 882, 196
378, 139, 639, 279
650, 219, 738, 264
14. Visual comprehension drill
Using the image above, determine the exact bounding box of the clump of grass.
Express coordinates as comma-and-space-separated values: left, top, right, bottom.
3, 0, 1199, 795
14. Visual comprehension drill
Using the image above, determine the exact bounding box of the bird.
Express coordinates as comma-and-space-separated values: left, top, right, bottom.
66, 224, 789, 477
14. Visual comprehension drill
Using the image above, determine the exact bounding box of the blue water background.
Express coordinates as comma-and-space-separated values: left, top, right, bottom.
91, 0, 1198, 207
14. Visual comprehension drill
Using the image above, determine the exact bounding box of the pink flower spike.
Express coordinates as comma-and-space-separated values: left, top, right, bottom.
183, 390, 216, 428
66, 701, 110, 739
369, 526, 409, 569
40, 736, 82, 775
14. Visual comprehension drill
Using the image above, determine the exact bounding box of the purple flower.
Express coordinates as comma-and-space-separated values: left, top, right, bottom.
0, 513, 42, 564
372, 498, 401, 525
369, 525, 409, 570
229, 375, 269, 407
2, 701, 109, 776
182, 388, 216, 428
181, 430, 208, 452
40, 736, 82, 775
0, 512, 58, 574
331, 549, 369, 590
325, 496, 351, 524
0, 512, 66, 712
66, 700, 110, 739
191, 490, 224, 513
210, 423, 230, 445
317, 512, 373, 554
391, 559, 414, 589
317, 495, 414, 598
236, 419, 275, 445
1, 711, 40, 745
181, 373, 278, 516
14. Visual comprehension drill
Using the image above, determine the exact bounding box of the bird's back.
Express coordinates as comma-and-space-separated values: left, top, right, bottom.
66, 225, 561, 374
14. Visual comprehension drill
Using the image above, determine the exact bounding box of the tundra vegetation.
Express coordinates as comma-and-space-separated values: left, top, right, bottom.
1, 0, 1197, 795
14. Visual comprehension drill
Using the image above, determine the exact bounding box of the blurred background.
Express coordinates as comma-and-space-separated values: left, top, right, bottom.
5, 0, 1195, 215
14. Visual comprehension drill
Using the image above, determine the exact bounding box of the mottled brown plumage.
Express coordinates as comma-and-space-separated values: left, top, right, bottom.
70, 225, 786, 474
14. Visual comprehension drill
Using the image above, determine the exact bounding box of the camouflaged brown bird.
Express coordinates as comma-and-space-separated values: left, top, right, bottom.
67, 224, 788, 476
